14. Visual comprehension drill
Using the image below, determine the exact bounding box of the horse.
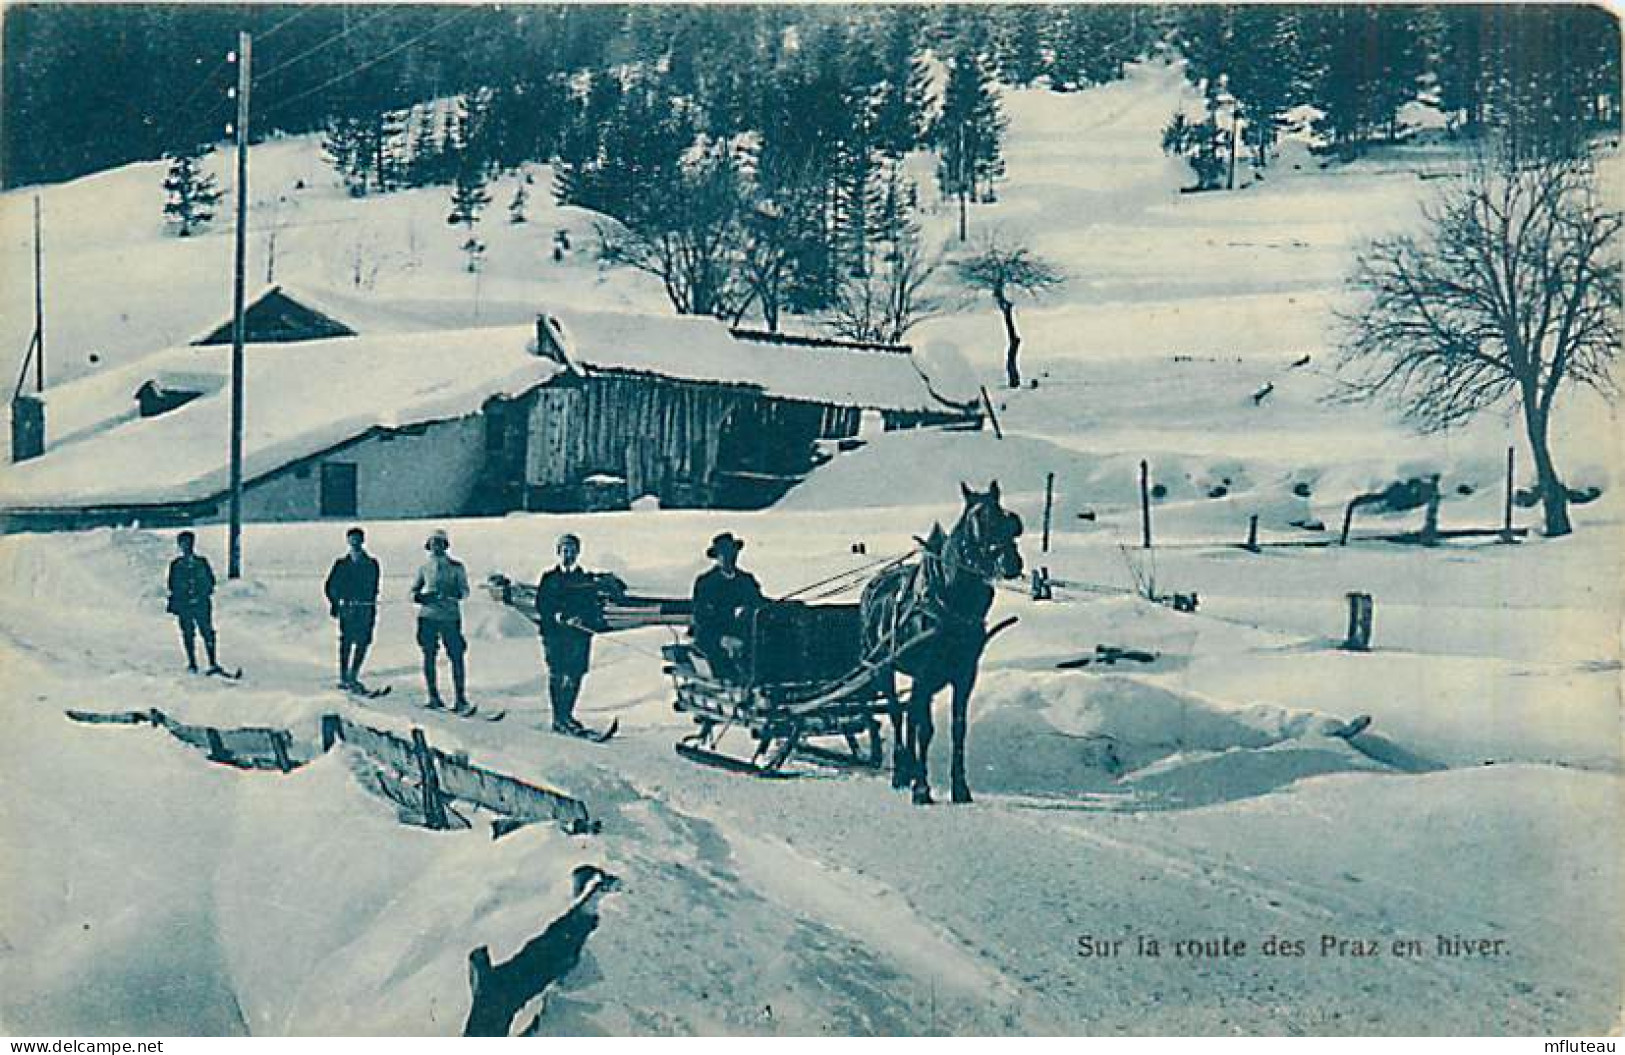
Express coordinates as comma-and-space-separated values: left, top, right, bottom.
860, 481, 1024, 804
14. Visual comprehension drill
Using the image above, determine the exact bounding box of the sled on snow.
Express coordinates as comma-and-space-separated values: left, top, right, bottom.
664, 601, 889, 776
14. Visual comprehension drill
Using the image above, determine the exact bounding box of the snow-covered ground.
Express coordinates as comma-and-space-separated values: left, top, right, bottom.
1, 61, 1620, 1036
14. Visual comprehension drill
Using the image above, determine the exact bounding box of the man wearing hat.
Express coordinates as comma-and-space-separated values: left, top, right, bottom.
690, 531, 763, 682
411, 528, 472, 711
534, 532, 608, 734
324, 526, 381, 692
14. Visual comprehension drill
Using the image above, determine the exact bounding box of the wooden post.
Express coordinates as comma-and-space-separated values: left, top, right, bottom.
1139, 460, 1153, 549
1501, 445, 1516, 543
1343, 592, 1373, 651
411, 727, 450, 831
227, 31, 252, 580
1041, 471, 1054, 553
1245, 514, 1259, 552
979, 386, 1003, 440
1339, 498, 1358, 546
1420, 475, 1441, 546
32, 195, 44, 392
271, 729, 293, 773
320, 713, 343, 752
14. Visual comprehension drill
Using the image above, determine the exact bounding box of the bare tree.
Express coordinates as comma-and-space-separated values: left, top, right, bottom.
1339, 153, 1620, 537
827, 225, 944, 345
596, 145, 745, 318
955, 232, 1065, 388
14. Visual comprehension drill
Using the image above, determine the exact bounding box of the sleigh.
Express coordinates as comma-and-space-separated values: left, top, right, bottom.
664, 601, 890, 776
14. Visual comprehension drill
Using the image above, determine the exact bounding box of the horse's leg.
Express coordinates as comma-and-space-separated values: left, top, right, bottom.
910, 682, 936, 805
886, 684, 911, 789
949, 670, 978, 804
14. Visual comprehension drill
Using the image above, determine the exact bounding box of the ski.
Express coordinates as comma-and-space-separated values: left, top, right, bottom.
427, 701, 507, 722
556, 717, 618, 743
205, 666, 243, 681
1331, 714, 1373, 739
343, 684, 392, 700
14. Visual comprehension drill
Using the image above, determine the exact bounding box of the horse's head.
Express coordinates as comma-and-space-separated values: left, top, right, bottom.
955, 480, 1024, 581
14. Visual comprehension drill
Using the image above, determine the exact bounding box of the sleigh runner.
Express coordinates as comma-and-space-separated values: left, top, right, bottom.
663, 601, 891, 776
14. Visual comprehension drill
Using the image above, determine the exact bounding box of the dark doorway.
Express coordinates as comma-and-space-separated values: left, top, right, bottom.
320, 463, 358, 517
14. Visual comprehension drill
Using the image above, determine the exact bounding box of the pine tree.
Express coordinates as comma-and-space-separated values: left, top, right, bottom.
323, 116, 370, 196
447, 97, 494, 264
994, 5, 1049, 87
406, 107, 448, 188
934, 47, 1008, 239
873, 14, 932, 156
1227, 6, 1304, 168
508, 182, 529, 224
161, 143, 221, 236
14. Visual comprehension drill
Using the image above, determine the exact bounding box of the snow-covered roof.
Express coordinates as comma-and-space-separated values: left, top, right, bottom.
4, 308, 961, 512
543, 308, 950, 413
4, 327, 558, 509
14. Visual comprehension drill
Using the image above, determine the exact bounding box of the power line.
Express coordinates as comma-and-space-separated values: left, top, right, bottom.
252, 4, 402, 88
257, 6, 479, 123
255, 6, 318, 45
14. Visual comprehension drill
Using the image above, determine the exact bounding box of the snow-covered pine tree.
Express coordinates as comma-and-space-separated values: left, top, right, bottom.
994, 5, 1050, 88
447, 99, 494, 273
406, 107, 448, 188
873, 14, 932, 157
447, 161, 492, 229
323, 116, 371, 196
1226, 5, 1304, 169
934, 46, 1007, 238
161, 143, 222, 237
1161, 111, 1227, 192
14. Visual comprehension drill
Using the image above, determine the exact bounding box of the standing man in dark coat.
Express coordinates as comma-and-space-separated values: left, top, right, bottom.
535, 533, 608, 734
690, 532, 764, 682
167, 530, 226, 675
324, 526, 381, 692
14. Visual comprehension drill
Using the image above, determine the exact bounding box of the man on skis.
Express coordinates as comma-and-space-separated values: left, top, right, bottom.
411, 528, 473, 714
534, 533, 610, 735
324, 526, 381, 693
166, 530, 228, 675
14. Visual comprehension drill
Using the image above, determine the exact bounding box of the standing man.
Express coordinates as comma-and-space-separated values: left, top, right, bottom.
324, 526, 381, 693
411, 528, 472, 712
690, 532, 764, 683
167, 530, 227, 675
535, 533, 608, 734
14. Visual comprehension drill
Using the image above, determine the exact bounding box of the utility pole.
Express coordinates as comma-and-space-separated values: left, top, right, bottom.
33, 196, 44, 392
957, 123, 969, 243
1226, 96, 1239, 191
228, 31, 251, 580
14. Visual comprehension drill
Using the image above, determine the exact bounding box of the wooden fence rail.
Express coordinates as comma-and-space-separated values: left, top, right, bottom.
321, 714, 596, 835
66, 708, 296, 772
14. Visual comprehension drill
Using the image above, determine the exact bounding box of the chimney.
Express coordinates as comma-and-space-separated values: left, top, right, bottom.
10, 393, 44, 462
534, 314, 567, 364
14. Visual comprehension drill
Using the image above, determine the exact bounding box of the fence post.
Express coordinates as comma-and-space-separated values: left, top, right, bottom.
271, 730, 294, 773
1343, 592, 1374, 651
411, 727, 450, 831
1244, 514, 1260, 553
1041, 471, 1054, 553
979, 386, 1004, 440
1420, 474, 1441, 546
320, 713, 343, 752
205, 727, 232, 765
1501, 445, 1517, 543
1140, 460, 1153, 549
